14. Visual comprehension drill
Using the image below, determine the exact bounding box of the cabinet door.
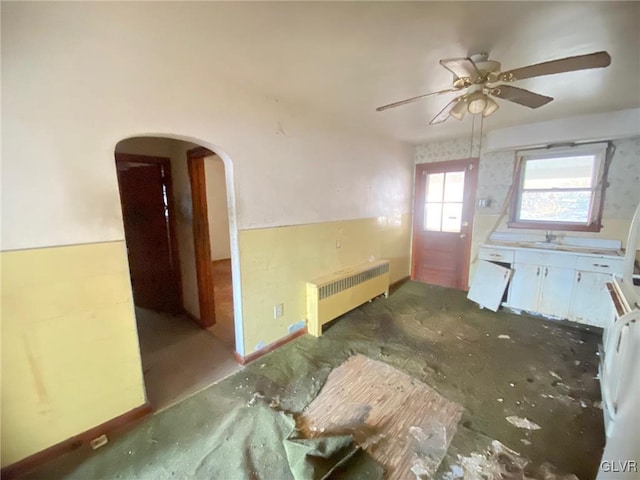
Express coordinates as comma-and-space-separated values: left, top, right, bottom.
569, 271, 616, 327
508, 263, 541, 313
538, 266, 574, 319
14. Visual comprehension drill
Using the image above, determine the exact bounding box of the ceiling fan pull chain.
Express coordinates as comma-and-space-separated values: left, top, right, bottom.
478, 114, 484, 159
469, 113, 476, 158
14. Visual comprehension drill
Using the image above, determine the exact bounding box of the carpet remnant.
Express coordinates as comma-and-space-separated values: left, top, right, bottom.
192, 399, 383, 480
298, 354, 464, 479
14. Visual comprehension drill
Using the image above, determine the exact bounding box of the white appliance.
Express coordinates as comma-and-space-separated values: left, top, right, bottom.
597, 202, 640, 479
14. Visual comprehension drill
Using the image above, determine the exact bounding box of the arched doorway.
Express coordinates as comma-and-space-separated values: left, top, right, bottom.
114, 136, 241, 410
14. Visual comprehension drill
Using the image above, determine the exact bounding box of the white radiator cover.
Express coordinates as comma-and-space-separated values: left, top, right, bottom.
306, 260, 390, 337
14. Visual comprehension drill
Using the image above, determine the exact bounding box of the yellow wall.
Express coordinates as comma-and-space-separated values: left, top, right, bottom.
238, 215, 411, 354
1, 242, 146, 467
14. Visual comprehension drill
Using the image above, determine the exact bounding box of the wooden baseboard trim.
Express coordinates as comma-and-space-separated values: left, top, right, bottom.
389, 276, 410, 293
235, 327, 307, 365
1, 402, 153, 479
184, 311, 204, 328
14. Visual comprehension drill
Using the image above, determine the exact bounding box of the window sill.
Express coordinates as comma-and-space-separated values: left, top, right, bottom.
507, 221, 602, 233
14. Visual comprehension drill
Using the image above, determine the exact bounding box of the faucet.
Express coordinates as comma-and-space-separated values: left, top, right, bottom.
545, 231, 557, 243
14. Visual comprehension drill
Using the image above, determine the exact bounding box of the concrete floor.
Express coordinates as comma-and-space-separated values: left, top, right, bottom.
23, 281, 605, 479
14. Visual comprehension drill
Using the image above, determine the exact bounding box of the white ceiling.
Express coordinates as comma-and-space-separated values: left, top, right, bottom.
106, 2, 640, 145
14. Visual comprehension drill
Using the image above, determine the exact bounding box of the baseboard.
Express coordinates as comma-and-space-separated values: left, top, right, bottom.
184, 310, 203, 328
234, 327, 307, 365
389, 275, 410, 293
1, 402, 153, 479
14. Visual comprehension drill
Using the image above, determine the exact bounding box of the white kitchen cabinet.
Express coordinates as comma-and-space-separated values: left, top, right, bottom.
569, 271, 615, 327
538, 266, 574, 318
467, 260, 512, 312
509, 263, 574, 319
478, 242, 623, 326
508, 263, 541, 313
568, 257, 622, 328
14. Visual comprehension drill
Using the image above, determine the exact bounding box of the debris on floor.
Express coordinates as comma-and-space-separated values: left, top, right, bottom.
441, 440, 578, 480
247, 391, 265, 406
21, 281, 604, 480
506, 416, 542, 430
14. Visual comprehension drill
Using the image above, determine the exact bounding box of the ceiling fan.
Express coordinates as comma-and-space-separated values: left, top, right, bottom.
376, 51, 611, 125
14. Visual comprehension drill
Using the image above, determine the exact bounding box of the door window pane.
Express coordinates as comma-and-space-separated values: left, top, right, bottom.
444, 171, 465, 202
424, 170, 466, 232
426, 173, 444, 202
442, 203, 463, 232
424, 203, 442, 231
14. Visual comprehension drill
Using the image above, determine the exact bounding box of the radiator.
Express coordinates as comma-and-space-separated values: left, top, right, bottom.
306, 260, 390, 337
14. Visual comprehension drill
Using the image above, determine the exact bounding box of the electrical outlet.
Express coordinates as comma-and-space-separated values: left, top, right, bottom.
274, 303, 284, 319
90, 434, 108, 450
336, 240, 341, 249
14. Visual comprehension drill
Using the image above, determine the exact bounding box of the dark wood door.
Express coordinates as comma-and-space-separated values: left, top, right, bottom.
187, 153, 216, 328
412, 158, 478, 290
116, 154, 182, 313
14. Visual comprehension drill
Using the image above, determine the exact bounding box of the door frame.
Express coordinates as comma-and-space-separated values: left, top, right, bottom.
115, 152, 184, 309
187, 146, 217, 328
411, 158, 479, 290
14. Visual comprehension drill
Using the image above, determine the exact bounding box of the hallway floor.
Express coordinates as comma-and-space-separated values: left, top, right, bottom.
135, 258, 238, 411
136, 308, 240, 412
24, 281, 605, 479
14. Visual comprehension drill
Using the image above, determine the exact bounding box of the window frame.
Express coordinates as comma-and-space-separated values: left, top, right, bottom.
508, 143, 609, 232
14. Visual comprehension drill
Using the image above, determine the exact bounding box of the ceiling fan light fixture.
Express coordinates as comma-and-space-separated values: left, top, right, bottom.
450, 98, 468, 120
482, 97, 499, 117
467, 93, 487, 114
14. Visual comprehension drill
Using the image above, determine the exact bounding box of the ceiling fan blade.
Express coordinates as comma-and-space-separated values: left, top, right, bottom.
439, 57, 481, 79
491, 85, 553, 109
429, 97, 463, 125
498, 51, 611, 82
376, 88, 458, 112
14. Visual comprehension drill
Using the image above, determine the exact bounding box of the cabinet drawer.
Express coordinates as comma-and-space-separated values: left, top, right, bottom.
575, 256, 624, 275
478, 248, 514, 263
514, 250, 577, 269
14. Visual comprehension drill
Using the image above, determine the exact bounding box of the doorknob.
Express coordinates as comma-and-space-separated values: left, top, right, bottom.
459, 233, 466, 238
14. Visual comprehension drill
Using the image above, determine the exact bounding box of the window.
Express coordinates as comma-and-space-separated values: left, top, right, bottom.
509, 143, 609, 231
424, 170, 465, 232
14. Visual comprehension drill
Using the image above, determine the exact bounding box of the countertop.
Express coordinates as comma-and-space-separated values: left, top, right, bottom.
482, 241, 624, 258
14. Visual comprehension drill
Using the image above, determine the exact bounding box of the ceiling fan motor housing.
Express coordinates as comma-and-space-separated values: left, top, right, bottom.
475, 60, 501, 80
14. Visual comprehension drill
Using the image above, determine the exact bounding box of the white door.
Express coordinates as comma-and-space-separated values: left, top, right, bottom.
569, 271, 616, 327
508, 263, 540, 312
538, 266, 574, 318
